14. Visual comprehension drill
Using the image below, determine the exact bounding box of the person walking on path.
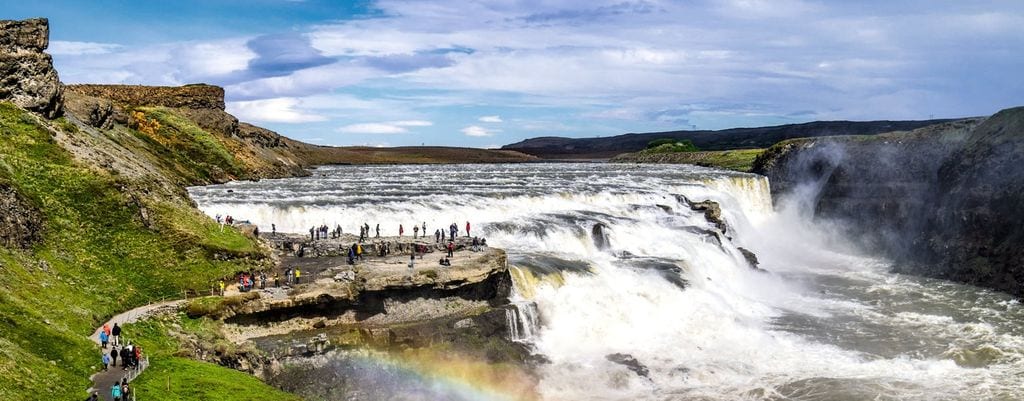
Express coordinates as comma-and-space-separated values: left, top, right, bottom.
99, 330, 109, 349
111, 323, 122, 346
109, 347, 118, 368
111, 383, 122, 401
102, 352, 110, 371
120, 346, 130, 370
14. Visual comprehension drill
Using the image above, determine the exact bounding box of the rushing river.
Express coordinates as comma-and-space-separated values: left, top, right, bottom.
189, 163, 1024, 401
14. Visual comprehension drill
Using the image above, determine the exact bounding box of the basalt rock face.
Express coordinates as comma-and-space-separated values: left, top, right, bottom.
0, 18, 63, 118
64, 84, 226, 110
754, 108, 1024, 297
0, 185, 43, 249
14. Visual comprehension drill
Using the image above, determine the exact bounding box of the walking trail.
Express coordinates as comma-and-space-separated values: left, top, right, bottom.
87, 299, 186, 401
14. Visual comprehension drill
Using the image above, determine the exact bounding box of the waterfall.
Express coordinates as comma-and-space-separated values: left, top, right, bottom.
506, 302, 540, 342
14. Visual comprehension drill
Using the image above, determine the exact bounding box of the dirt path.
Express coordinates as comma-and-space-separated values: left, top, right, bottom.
87, 299, 185, 400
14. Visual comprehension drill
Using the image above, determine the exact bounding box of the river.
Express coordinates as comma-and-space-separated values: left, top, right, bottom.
188, 163, 1023, 401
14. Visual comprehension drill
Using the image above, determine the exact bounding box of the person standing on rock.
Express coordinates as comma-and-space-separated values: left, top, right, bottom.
422, 222, 427, 236
109, 347, 118, 368
272, 223, 276, 235
218, 280, 225, 296
310, 227, 315, 241
294, 268, 301, 284
413, 225, 419, 239
399, 224, 404, 237
435, 229, 440, 243
260, 271, 267, 289
466, 221, 471, 237
447, 241, 455, 258
274, 272, 280, 287
111, 323, 122, 346
375, 223, 380, 238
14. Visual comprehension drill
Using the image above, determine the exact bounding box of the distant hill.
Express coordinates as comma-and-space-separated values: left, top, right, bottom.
502, 119, 960, 159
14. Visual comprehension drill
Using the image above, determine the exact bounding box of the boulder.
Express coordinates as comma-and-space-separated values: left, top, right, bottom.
0, 18, 63, 118
63, 91, 115, 129
0, 185, 43, 249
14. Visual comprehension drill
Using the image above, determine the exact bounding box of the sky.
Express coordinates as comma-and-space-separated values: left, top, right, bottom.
6, 0, 1024, 147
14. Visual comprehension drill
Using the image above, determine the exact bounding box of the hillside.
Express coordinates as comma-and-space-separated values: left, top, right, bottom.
503, 119, 958, 159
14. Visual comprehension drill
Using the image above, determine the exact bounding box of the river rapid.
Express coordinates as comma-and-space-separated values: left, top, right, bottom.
189, 163, 1024, 401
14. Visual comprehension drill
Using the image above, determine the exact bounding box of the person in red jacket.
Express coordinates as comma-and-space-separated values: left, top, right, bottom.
465, 221, 471, 237
447, 241, 455, 258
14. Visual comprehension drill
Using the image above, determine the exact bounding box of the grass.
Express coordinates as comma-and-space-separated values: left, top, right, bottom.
125, 317, 300, 401
130, 107, 244, 183
614, 148, 766, 172
0, 102, 271, 400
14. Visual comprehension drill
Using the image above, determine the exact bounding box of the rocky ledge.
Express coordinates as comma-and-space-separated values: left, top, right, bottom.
0, 18, 63, 118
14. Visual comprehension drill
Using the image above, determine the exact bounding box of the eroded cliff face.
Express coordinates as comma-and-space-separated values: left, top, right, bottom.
0, 18, 63, 118
754, 109, 1024, 297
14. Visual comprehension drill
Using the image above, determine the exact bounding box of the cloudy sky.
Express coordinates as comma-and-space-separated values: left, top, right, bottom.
7, 1, 1023, 147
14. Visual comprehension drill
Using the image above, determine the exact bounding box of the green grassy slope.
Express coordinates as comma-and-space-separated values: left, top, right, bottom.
0, 102, 279, 400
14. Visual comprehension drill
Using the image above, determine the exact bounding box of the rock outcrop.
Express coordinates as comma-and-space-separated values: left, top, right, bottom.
0, 18, 63, 118
0, 185, 43, 249
64, 84, 225, 110
753, 108, 1024, 297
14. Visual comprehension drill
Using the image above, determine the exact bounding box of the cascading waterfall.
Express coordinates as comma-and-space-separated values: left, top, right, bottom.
190, 163, 1024, 401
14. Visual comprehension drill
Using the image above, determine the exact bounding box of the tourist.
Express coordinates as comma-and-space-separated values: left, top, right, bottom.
133, 346, 142, 369
413, 225, 419, 239
86, 391, 99, 401
409, 252, 416, 269
254, 226, 260, 238
399, 224, 404, 237
274, 272, 280, 287
103, 323, 111, 339
441, 229, 446, 242
356, 243, 363, 260
466, 221, 471, 237
450, 223, 457, 240
119, 347, 130, 371
422, 222, 427, 236
109, 347, 118, 368
260, 271, 267, 289
218, 280, 225, 296
435, 229, 440, 243
111, 323, 121, 346
101, 352, 110, 371
447, 241, 455, 258
99, 330, 109, 349
111, 383, 122, 401
121, 379, 131, 400
295, 268, 301, 284
375, 223, 380, 238
310, 227, 315, 241
348, 245, 356, 265
272, 223, 276, 234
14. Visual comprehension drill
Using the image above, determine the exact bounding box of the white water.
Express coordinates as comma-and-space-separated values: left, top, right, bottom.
189, 164, 1024, 401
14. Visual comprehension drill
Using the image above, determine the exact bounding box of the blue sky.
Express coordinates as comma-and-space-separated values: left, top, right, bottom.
7, 1, 1024, 147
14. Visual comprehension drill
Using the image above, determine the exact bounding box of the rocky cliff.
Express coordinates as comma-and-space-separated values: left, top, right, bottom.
753, 108, 1024, 297
0, 18, 62, 118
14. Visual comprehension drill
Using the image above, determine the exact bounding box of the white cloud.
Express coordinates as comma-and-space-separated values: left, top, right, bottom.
337, 120, 433, 134
227, 97, 327, 123
478, 115, 503, 123
49, 41, 121, 55
460, 125, 496, 137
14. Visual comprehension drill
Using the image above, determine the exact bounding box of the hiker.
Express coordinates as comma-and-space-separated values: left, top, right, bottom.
399, 224, 404, 237
294, 268, 301, 284
103, 323, 111, 339
466, 221, 471, 237
111, 323, 122, 346
120, 347, 130, 370
109, 347, 118, 367
375, 224, 380, 238
111, 382, 122, 401
447, 241, 455, 258
121, 379, 131, 400
99, 330, 109, 349
272, 223, 276, 234
102, 352, 110, 371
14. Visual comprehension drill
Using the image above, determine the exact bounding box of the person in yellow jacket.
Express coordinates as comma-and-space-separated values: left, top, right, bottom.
356, 243, 363, 260
218, 280, 225, 296
294, 268, 301, 284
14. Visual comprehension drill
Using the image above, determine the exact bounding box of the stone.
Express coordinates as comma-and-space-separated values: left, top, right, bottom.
591, 223, 611, 250
0, 185, 43, 249
62, 91, 114, 129
605, 353, 650, 378
0, 18, 63, 118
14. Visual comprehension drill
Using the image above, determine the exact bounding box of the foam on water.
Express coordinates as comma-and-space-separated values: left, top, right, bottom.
189, 163, 1024, 400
